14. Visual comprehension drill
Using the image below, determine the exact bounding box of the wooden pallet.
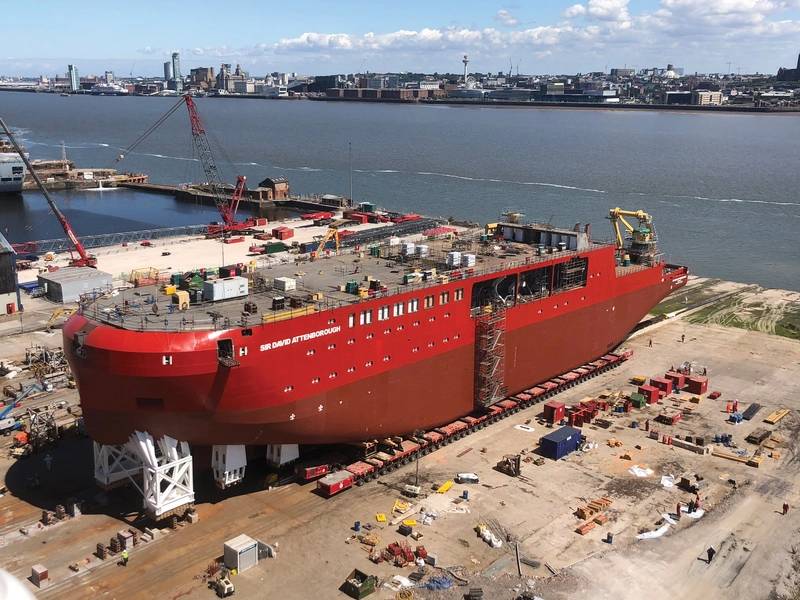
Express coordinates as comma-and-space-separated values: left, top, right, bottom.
575, 521, 596, 535
764, 409, 790, 425
712, 448, 750, 464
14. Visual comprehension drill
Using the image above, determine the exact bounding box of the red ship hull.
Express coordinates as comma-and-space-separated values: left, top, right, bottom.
63, 245, 687, 446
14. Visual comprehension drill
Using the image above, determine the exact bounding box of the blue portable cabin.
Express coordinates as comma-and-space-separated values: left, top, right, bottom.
539, 426, 583, 460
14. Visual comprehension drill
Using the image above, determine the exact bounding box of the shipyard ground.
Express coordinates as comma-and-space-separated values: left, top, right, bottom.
1, 287, 800, 599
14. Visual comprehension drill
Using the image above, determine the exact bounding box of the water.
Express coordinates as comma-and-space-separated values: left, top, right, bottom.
1, 91, 799, 290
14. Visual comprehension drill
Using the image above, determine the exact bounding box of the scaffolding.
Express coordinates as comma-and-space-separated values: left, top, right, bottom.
474, 302, 508, 408
27, 407, 59, 450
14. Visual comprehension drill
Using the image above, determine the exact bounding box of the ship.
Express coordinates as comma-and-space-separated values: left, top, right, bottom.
0, 139, 26, 194
63, 209, 687, 450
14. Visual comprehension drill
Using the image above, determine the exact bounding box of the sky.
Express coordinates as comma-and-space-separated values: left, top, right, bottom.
3, 0, 800, 77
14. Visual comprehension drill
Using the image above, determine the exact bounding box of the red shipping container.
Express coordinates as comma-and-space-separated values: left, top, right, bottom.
568, 409, 585, 427
638, 385, 660, 404
664, 371, 686, 390
649, 377, 673, 395
543, 401, 566, 424
686, 376, 708, 395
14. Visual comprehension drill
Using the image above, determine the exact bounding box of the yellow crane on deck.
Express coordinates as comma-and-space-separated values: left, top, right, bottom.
608, 207, 654, 250
313, 226, 341, 258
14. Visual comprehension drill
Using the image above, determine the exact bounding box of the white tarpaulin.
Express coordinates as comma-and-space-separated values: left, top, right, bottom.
629, 465, 654, 478
660, 475, 676, 488
661, 513, 678, 525
636, 523, 670, 540
681, 506, 705, 519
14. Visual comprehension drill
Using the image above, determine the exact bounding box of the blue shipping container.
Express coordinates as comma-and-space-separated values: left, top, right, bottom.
539, 426, 582, 460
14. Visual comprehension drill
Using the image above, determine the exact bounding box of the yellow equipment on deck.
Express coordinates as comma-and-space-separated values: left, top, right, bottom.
314, 226, 340, 257
608, 207, 654, 250
171, 290, 190, 310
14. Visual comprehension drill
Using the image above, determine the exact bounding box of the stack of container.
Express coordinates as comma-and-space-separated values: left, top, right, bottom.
460, 253, 476, 267
649, 377, 673, 396
543, 401, 565, 424
202, 276, 249, 302
638, 384, 660, 404
272, 226, 294, 240
446, 251, 462, 267
415, 244, 430, 258
539, 426, 582, 460
664, 371, 686, 391
401, 242, 416, 256
273, 277, 296, 292
686, 376, 708, 394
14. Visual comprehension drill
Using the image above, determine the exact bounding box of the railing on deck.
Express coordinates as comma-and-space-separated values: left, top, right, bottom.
81, 240, 620, 332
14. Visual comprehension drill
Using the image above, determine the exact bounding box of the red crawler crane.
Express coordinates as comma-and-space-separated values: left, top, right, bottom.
0, 118, 96, 267
182, 95, 256, 235
118, 94, 256, 236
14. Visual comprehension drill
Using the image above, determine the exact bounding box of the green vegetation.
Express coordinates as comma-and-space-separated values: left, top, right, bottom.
650, 279, 722, 316
687, 293, 800, 341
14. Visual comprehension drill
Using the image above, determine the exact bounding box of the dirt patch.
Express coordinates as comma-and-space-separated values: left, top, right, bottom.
602, 476, 661, 501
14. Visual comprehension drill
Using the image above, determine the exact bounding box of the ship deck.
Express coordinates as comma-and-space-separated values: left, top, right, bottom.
78, 228, 622, 332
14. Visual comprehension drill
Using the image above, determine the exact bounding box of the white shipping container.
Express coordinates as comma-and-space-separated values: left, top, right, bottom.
401, 242, 416, 255
203, 276, 249, 301
461, 253, 476, 267
388, 237, 401, 246
274, 276, 296, 291
415, 244, 429, 257
446, 251, 461, 266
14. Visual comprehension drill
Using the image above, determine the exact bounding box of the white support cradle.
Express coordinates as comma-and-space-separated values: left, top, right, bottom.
212, 444, 247, 489
93, 441, 142, 488
92, 431, 195, 519
265, 444, 299, 468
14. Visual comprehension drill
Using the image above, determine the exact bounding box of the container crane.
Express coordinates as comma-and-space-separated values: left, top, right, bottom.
0, 118, 96, 267
117, 95, 256, 236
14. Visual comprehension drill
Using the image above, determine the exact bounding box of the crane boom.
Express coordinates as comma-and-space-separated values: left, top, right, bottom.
0, 118, 96, 267
116, 95, 256, 235
184, 95, 241, 227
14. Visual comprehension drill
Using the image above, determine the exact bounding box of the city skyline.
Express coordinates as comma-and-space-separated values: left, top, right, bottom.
3, 1, 800, 77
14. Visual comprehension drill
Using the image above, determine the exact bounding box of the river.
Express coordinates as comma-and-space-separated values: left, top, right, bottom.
1, 91, 798, 289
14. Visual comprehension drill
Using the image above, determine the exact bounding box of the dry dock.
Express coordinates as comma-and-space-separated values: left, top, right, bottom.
0, 255, 799, 599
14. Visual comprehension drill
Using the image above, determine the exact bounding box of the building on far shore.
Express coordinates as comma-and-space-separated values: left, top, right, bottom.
777, 53, 800, 81
692, 90, 723, 106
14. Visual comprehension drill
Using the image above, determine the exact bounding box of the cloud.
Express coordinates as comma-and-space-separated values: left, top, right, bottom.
122, 0, 800, 74
563, 4, 587, 18
564, 0, 631, 22
495, 9, 519, 27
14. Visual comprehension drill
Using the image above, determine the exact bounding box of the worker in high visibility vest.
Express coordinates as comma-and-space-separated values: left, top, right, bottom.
121, 550, 129, 567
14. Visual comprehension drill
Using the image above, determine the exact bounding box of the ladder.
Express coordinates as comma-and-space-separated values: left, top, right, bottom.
474, 302, 508, 408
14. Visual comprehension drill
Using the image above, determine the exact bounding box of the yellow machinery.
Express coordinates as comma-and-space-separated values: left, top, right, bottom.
171, 290, 190, 310
608, 207, 654, 250
314, 226, 340, 256
46, 307, 76, 330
